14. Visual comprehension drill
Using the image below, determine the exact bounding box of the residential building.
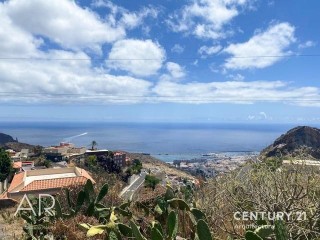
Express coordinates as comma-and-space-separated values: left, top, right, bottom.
113, 151, 126, 168
7, 167, 95, 200
20, 149, 30, 159
85, 149, 109, 157
13, 161, 35, 172
13, 161, 22, 172
67, 147, 86, 155
21, 161, 35, 171
43, 142, 86, 161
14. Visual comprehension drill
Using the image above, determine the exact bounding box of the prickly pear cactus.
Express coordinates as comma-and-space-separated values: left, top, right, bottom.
274, 220, 288, 240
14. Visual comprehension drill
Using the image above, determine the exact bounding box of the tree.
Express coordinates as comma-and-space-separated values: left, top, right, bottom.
91, 140, 97, 150
0, 148, 13, 181
43, 159, 52, 168
131, 159, 142, 174
33, 145, 43, 157
87, 155, 97, 167
144, 174, 161, 191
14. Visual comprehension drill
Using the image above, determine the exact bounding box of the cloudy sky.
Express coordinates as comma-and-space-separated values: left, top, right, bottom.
0, 0, 320, 123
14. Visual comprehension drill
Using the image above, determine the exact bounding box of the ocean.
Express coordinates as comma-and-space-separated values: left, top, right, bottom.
0, 122, 315, 162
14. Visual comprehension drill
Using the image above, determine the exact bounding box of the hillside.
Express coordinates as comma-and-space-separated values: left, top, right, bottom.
0, 132, 36, 151
260, 126, 320, 160
0, 133, 16, 145
126, 152, 196, 180
3, 142, 36, 152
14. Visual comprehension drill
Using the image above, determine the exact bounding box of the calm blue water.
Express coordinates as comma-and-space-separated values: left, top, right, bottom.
0, 122, 316, 161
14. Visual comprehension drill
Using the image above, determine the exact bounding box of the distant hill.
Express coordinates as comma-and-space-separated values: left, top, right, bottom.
0, 133, 16, 145
260, 126, 320, 160
0, 132, 36, 152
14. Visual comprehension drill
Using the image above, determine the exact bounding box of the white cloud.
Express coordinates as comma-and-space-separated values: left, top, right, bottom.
160, 62, 186, 81
2, 0, 128, 53
107, 39, 166, 77
0, 50, 152, 104
0, 1, 153, 104
198, 45, 222, 57
166, 62, 186, 79
92, 0, 158, 30
0, 0, 320, 108
152, 80, 320, 106
167, 0, 251, 39
171, 44, 185, 54
228, 73, 245, 81
298, 40, 316, 49
119, 7, 158, 29
0, 7, 42, 57
224, 22, 296, 69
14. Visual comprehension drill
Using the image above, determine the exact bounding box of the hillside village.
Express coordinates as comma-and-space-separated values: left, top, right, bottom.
0, 134, 198, 209
1, 126, 320, 206
1, 126, 320, 239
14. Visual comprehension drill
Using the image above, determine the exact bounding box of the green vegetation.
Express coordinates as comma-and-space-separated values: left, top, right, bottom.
32, 145, 43, 157
86, 155, 97, 167
144, 174, 161, 191
244, 220, 288, 240
123, 159, 143, 182
0, 148, 13, 181
43, 159, 52, 168
4, 143, 320, 239
197, 162, 320, 239
6, 160, 313, 239
254, 156, 283, 171
131, 159, 142, 174
17, 180, 213, 240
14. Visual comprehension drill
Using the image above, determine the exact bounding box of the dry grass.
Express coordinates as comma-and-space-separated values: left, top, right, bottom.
0, 207, 24, 239
196, 163, 320, 239
50, 215, 102, 240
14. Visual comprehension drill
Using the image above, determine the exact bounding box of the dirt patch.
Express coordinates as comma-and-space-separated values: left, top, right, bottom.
0, 207, 24, 239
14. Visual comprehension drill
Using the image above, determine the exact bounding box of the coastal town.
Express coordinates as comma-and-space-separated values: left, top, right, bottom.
0, 137, 198, 206
0, 133, 259, 208
1, 126, 320, 239
170, 152, 258, 178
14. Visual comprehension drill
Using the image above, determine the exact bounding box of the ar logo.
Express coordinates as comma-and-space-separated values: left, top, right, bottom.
14, 194, 55, 216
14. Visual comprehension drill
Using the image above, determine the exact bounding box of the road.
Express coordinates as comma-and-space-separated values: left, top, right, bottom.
120, 172, 147, 201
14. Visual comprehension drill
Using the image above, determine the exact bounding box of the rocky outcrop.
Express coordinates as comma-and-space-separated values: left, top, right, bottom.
0, 132, 35, 152
261, 126, 320, 159
0, 133, 16, 145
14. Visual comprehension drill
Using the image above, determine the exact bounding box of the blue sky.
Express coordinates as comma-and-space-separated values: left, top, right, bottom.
0, 0, 320, 123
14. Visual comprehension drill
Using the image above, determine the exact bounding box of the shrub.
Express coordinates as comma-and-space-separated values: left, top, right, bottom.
144, 174, 161, 191
196, 162, 320, 239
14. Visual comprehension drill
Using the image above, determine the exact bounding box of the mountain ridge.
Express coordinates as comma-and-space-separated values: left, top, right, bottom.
261, 126, 320, 160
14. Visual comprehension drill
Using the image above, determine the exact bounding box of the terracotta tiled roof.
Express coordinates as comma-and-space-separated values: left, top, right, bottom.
76, 167, 95, 183
7, 167, 95, 194
7, 172, 25, 192
21, 176, 88, 192
13, 161, 22, 169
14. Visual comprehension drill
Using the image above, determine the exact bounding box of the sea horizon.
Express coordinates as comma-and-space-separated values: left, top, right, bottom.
1, 121, 318, 162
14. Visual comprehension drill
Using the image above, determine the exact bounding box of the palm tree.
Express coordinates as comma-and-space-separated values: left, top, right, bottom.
91, 140, 97, 150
